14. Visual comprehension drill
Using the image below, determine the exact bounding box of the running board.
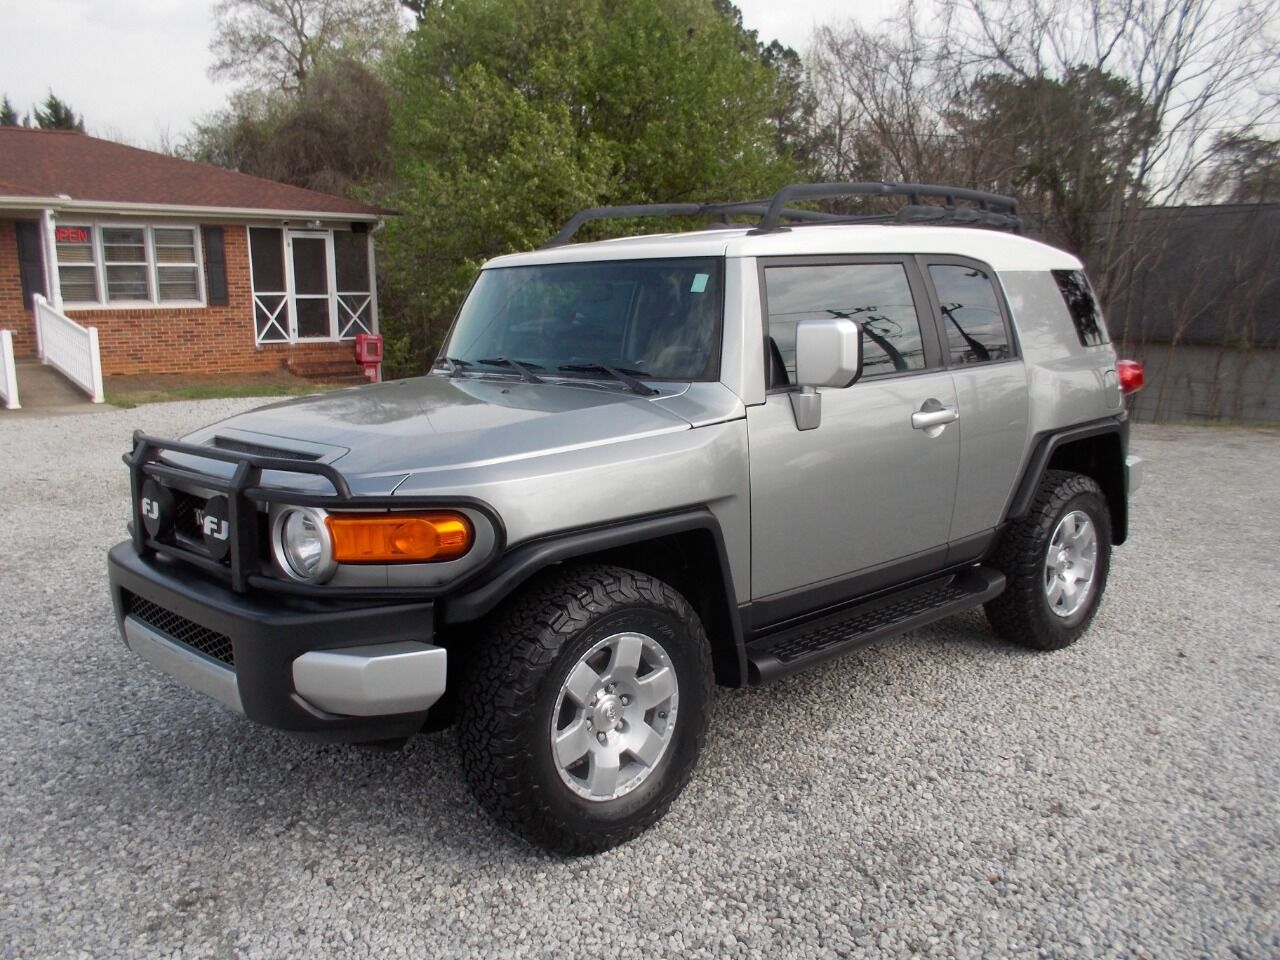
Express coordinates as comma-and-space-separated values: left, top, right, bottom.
746, 566, 1005, 683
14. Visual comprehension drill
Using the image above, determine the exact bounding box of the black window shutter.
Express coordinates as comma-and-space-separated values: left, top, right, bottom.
202, 226, 228, 306
15, 221, 46, 309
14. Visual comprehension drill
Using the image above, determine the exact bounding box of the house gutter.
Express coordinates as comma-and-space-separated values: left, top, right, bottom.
0, 195, 386, 223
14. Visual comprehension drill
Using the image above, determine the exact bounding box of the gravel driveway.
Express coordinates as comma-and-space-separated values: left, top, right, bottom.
0, 400, 1276, 959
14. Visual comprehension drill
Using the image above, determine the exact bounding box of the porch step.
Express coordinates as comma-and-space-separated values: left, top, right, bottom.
745, 566, 1006, 683
286, 358, 368, 384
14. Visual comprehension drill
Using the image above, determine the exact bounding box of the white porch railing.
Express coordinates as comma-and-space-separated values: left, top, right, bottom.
33, 294, 104, 403
0, 330, 19, 410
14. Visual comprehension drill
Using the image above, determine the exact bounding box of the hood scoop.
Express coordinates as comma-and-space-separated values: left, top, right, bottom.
209, 435, 322, 462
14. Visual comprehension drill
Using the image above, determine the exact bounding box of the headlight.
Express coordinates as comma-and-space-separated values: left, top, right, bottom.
272, 507, 336, 583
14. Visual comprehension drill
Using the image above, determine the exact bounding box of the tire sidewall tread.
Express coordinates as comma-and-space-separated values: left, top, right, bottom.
985, 469, 1112, 651
457, 563, 713, 855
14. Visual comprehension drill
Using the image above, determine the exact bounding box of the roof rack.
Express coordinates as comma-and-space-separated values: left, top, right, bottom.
544, 181, 1022, 247
543, 200, 841, 247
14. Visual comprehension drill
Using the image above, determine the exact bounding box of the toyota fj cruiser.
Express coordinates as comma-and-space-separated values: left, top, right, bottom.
107, 182, 1144, 854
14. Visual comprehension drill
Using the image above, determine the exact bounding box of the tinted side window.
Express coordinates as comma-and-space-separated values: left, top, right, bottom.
764, 263, 927, 383
928, 264, 1012, 365
1052, 269, 1109, 346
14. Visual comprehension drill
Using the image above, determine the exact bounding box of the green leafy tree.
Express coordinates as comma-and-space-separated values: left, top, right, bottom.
0, 95, 19, 126
382, 0, 796, 372
33, 91, 84, 131
711, 0, 820, 174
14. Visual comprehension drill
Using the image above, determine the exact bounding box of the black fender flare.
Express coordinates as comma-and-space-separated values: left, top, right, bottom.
442, 508, 748, 685
1005, 417, 1129, 543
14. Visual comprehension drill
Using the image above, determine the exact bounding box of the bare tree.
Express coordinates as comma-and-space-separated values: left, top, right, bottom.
808, 4, 973, 189
805, 0, 1280, 422
934, 0, 1280, 204
210, 0, 404, 92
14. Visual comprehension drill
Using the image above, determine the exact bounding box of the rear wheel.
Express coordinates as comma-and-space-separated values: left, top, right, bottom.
458, 564, 713, 854
985, 470, 1112, 650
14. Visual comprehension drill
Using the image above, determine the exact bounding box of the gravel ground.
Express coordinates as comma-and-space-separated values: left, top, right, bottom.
0, 400, 1277, 959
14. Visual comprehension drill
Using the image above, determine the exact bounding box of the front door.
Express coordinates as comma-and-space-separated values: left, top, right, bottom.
748, 257, 961, 613
286, 231, 333, 340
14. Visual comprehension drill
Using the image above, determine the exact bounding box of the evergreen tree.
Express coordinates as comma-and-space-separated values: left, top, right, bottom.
33, 92, 84, 131
0, 95, 19, 127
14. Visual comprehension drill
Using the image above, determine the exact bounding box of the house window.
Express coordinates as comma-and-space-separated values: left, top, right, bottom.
153, 228, 201, 301
54, 223, 203, 307
55, 225, 99, 303
103, 227, 149, 301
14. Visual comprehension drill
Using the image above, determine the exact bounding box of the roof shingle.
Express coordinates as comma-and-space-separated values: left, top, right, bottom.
0, 127, 385, 217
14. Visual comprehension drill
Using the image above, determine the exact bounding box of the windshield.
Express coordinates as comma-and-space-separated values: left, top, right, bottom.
441, 257, 724, 382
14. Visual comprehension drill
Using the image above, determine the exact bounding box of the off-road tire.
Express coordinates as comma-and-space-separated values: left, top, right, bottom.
985, 470, 1112, 650
457, 564, 714, 855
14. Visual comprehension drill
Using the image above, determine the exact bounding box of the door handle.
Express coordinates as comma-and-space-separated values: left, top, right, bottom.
912, 403, 959, 430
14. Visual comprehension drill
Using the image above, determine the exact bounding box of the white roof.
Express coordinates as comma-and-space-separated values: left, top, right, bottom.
486, 224, 1082, 273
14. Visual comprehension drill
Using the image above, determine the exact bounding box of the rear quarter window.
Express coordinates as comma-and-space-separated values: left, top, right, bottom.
1052, 269, 1110, 346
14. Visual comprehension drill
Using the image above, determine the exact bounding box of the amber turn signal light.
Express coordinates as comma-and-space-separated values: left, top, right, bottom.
325, 512, 473, 563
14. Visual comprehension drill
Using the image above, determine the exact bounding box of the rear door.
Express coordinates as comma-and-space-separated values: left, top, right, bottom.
917, 257, 1029, 546
747, 256, 961, 611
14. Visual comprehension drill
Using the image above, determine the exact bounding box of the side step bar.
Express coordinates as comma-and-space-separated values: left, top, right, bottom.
746, 566, 1005, 684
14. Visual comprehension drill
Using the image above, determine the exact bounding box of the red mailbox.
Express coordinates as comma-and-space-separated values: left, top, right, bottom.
354, 333, 383, 382
354, 333, 383, 364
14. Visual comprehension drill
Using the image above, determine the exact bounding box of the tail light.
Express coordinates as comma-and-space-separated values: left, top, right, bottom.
1116, 360, 1145, 395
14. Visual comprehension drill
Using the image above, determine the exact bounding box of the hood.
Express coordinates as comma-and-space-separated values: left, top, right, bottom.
181, 374, 698, 483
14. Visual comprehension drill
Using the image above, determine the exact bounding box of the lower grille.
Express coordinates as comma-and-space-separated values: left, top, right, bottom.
124, 592, 235, 667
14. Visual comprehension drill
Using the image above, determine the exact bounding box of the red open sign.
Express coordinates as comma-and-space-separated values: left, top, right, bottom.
55, 226, 90, 244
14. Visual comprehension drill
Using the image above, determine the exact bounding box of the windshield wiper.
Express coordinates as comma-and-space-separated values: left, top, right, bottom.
558, 362, 658, 397
435, 356, 472, 375
476, 357, 546, 384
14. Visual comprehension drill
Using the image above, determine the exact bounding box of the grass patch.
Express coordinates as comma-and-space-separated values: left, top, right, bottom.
104, 372, 344, 409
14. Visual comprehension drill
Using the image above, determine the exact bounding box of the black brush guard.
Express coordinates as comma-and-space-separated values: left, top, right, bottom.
124, 431, 504, 599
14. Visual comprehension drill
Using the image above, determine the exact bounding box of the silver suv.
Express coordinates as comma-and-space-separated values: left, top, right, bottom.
107, 182, 1145, 854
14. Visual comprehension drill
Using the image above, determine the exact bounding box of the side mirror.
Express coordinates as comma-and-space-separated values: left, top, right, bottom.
794, 318, 863, 389
789, 318, 863, 431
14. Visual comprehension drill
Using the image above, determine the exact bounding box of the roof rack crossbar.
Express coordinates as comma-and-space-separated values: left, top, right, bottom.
542, 201, 840, 247
544, 181, 1022, 247
753, 181, 1019, 234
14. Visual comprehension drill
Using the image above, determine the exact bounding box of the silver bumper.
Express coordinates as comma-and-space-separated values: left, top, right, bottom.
123, 615, 447, 718
124, 616, 244, 714
292, 642, 447, 717
1126, 454, 1144, 495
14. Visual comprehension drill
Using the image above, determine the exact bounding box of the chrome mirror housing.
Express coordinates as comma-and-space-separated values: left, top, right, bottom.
790, 319, 863, 430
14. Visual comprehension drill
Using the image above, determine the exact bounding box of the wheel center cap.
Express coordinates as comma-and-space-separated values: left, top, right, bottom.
593, 695, 623, 732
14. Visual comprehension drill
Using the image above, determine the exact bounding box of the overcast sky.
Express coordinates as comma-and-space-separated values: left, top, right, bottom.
0, 0, 892, 148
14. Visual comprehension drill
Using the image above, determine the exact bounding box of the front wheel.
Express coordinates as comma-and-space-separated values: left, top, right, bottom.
458, 564, 713, 854
985, 470, 1112, 650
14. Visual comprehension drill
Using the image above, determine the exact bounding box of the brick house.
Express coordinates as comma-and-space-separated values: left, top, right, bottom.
0, 127, 387, 392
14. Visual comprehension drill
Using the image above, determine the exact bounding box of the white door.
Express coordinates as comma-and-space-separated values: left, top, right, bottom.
286, 231, 335, 340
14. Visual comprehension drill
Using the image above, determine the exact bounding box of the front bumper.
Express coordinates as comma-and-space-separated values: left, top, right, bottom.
108, 542, 444, 743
